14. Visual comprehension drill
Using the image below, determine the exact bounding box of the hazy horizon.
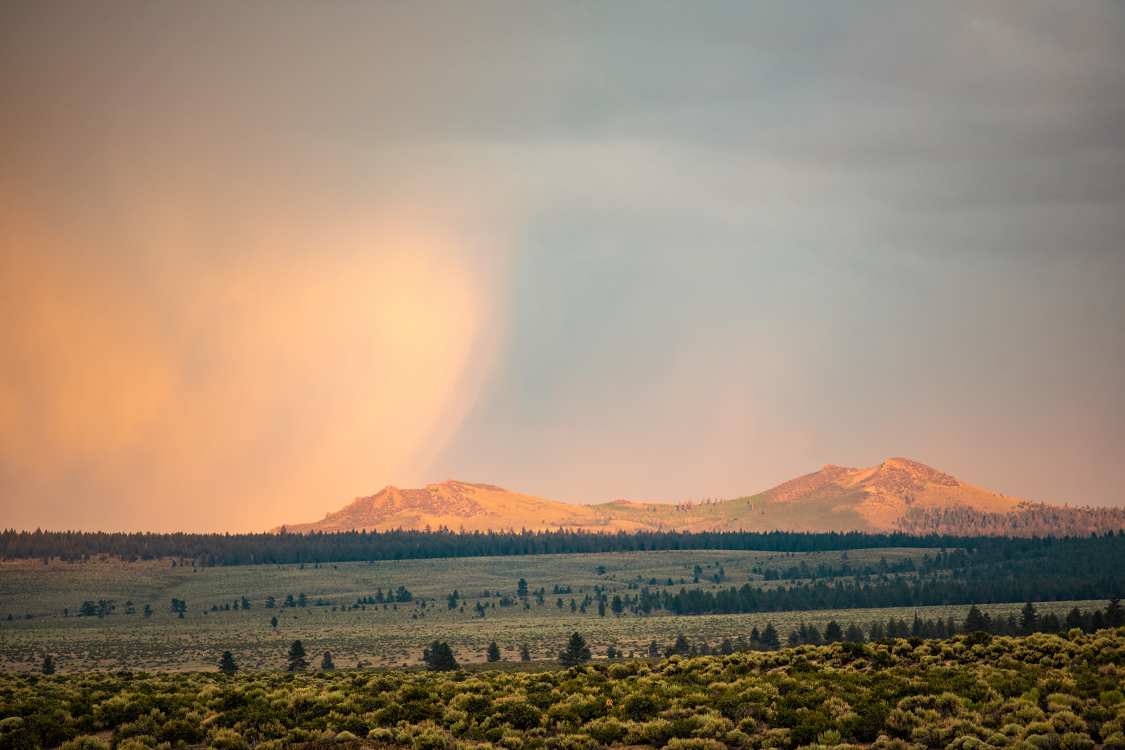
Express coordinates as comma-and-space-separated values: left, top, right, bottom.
3, 2, 1124, 532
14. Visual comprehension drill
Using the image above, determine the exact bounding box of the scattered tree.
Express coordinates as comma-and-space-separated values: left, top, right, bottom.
287, 640, 308, 672
1020, 601, 1038, 634
559, 632, 592, 666
422, 640, 459, 671
760, 622, 781, 650
218, 651, 238, 674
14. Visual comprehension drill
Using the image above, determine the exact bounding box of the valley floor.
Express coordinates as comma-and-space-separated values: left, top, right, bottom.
0, 550, 1109, 672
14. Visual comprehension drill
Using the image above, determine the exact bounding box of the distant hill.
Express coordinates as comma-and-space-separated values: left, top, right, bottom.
278, 458, 1125, 537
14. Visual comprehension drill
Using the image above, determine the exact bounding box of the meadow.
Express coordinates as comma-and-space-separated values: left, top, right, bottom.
0, 549, 1105, 671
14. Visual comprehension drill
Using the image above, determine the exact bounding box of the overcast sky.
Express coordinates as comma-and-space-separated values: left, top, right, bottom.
2, 2, 1123, 531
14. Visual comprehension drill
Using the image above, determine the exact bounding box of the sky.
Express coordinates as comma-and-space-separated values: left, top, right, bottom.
2, 2, 1124, 532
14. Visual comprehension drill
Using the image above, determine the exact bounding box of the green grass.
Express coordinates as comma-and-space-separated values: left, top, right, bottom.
0, 549, 1101, 672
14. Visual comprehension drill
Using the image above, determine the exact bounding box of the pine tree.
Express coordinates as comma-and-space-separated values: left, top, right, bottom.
824, 621, 844, 643
760, 622, 781, 650
1107, 598, 1124, 627
520, 643, 531, 662
486, 641, 501, 662
320, 651, 335, 670
965, 605, 989, 633
559, 632, 592, 666
287, 640, 308, 672
517, 578, 528, 598
422, 640, 459, 671
804, 624, 822, 645
844, 623, 866, 643
1020, 602, 1038, 634
219, 650, 238, 674
41, 654, 55, 675
270, 615, 278, 629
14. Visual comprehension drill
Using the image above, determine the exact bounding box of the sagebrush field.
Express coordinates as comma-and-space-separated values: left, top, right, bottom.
2, 628, 1123, 750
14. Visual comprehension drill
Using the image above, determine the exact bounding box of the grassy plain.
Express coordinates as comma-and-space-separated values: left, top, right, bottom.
0, 549, 1101, 671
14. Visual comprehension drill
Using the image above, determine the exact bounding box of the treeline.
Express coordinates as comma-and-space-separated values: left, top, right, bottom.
664, 600, 1124, 655
650, 534, 1124, 614
3, 526, 1124, 566
896, 502, 1125, 537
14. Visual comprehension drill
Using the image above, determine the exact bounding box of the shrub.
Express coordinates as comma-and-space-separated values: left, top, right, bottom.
1058, 733, 1095, 750
499, 701, 542, 730
412, 729, 453, 750
59, 738, 110, 750
584, 718, 627, 745
1050, 712, 1086, 735
621, 692, 668, 721
1102, 732, 1125, 750
665, 739, 727, 750
208, 728, 250, 750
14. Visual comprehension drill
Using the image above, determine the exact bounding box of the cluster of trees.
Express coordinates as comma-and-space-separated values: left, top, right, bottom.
422, 633, 594, 671
70, 600, 154, 619
14, 527, 1125, 566
755, 555, 918, 581
214, 640, 335, 675
646, 573, 1120, 616
7, 627, 1124, 750
621, 536, 1125, 615
68, 588, 423, 623
782, 600, 1123, 647
158, 535, 1118, 627
897, 502, 1125, 537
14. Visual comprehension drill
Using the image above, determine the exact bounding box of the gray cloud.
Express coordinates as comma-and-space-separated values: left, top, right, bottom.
2, 1, 1123, 529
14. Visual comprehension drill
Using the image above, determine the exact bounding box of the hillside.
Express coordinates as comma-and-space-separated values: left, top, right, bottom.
276, 481, 646, 534
278, 458, 1125, 536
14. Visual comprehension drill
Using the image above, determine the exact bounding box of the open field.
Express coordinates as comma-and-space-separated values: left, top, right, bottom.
0, 549, 1105, 671
0, 548, 935, 613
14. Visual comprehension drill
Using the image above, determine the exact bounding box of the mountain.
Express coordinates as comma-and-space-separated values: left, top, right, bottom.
278, 458, 1125, 536
277, 480, 653, 534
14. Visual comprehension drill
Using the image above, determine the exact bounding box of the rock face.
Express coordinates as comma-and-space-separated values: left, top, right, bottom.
277, 459, 1122, 536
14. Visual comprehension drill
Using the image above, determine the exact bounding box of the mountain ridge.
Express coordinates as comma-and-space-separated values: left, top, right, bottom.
276, 458, 1124, 537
